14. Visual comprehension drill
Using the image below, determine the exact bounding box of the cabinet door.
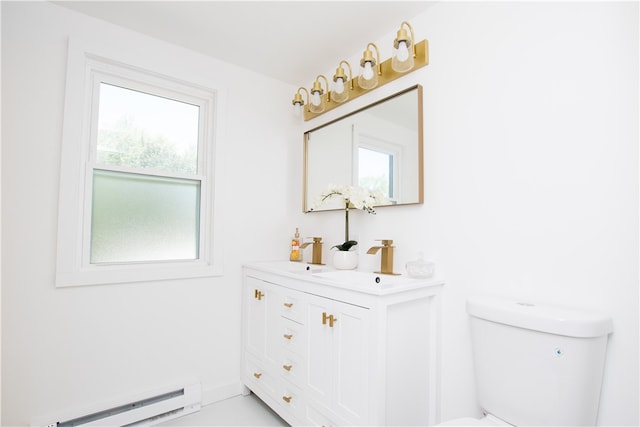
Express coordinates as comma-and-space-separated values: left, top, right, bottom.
306, 295, 369, 425
244, 276, 282, 367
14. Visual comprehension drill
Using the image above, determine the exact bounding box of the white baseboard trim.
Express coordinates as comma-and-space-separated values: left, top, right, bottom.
201, 380, 245, 406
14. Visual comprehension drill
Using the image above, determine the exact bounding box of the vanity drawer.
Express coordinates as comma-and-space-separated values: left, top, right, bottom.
278, 291, 306, 323
278, 350, 305, 388
277, 382, 306, 423
244, 354, 277, 397
278, 316, 305, 356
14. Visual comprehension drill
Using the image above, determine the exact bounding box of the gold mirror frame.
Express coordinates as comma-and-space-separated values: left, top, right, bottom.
303, 85, 423, 212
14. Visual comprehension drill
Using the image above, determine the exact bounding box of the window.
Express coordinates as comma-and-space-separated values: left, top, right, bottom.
353, 134, 401, 203
357, 146, 395, 199
56, 43, 222, 286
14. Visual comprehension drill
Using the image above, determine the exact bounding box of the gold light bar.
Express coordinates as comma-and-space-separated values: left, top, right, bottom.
302, 39, 429, 121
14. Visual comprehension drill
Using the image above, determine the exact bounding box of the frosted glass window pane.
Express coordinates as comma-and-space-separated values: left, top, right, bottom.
96, 83, 199, 174
91, 170, 200, 264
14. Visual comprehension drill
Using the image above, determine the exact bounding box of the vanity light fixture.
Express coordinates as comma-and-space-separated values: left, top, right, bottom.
309, 75, 330, 113
292, 20, 429, 121
391, 21, 415, 73
331, 60, 353, 103
358, 43, 381, 90
291, 87, 309, 117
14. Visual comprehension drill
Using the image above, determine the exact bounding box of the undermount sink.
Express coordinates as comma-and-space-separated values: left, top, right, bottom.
311, 270, 418, 287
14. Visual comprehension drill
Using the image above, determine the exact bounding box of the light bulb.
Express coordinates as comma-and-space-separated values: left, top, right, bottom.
293, 103, 301, 117
311, 91, 321, 106
396, 41, 409, 62
363, 62, 374, 80
331, 77, 349, 103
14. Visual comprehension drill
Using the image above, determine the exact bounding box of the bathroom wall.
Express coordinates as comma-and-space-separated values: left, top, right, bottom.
2, 1, 638, 426
1, 2, 302, 425
300, 2, 639, 425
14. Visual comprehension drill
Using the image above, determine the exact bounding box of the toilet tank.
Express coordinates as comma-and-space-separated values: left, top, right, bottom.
467, 296, 613, 426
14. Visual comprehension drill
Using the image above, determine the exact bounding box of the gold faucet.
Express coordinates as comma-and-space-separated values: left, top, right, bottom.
367, 239, 399, 275
300, 237, 324, 265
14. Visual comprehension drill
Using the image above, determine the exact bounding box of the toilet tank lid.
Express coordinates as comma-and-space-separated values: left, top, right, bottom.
466, 296, 613, 338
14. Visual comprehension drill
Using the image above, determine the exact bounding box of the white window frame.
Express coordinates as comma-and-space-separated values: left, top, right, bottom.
56, 39, 223, 287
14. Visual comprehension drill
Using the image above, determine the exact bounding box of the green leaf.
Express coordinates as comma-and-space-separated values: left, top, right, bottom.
332, 240, 358, 251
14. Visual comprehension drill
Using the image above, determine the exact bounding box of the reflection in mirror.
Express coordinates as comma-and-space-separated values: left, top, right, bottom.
304, 85, 423, 212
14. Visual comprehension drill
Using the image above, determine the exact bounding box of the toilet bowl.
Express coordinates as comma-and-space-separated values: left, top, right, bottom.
438, 296, 613, 426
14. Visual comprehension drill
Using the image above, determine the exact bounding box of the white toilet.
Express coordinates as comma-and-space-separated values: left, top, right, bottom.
440, 295, 613, 426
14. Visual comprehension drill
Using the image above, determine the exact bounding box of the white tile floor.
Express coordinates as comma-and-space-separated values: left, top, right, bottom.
158, 393, 289, 426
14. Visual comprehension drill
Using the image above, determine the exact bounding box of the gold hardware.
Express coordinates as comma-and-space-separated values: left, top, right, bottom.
322, 312, 337, 327
282, 395, 292, 403
300, 237, 324, 265
292, 20, 429, 121
283, 334, 293, 340
253, 289, 264, 300
283, 302, 293, 308
367, 239, 400, 275
282, 364, 292, 371
253, 372, 262, 379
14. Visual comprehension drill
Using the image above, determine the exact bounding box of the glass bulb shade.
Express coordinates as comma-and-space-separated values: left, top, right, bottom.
293, 102, 302, 117
391, 44, 415, 73
358, 62, 378, 90
309, 99, 324, 113
331, 89, 349, 104
396, 41, 410, 61
331, 77, 349, 103
362, 62, 374, 80
311, 91, 321, 106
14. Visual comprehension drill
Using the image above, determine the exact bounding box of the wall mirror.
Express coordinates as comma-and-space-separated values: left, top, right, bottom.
304, 85, 423, 212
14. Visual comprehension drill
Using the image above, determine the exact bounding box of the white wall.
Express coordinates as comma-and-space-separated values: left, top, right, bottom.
1, 2, 302, 425
300, 2, 638, 426
2, 1, 638, 426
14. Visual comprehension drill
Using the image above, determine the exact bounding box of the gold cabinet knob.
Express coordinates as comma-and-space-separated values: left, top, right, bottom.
283, 302, 293, 308
254, 289, 264, 300
283, 333, 293, 340
282, 395, 292, 403
282, 364, 292, 371
253, 372, 262, 379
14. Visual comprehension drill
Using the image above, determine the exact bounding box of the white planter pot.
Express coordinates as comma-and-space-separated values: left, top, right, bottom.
333, 251, 358, 270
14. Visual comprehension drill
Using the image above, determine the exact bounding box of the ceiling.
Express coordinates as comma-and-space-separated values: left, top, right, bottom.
53, 1, 436, 86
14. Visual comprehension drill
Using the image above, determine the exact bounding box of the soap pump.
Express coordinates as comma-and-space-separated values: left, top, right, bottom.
290, 228, 302, 262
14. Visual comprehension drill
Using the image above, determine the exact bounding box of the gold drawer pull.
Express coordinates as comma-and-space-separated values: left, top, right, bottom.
282, 395, 292, 403
283, 333, 293, 340
253, 372, 262, 379
282, 364, 292, 371
283, 302, 293, 308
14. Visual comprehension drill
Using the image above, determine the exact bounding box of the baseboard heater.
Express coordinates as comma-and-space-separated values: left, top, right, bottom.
45, 382, 201, 427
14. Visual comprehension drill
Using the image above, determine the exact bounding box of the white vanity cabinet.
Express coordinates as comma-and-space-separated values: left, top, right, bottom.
241, 262, 444, 426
